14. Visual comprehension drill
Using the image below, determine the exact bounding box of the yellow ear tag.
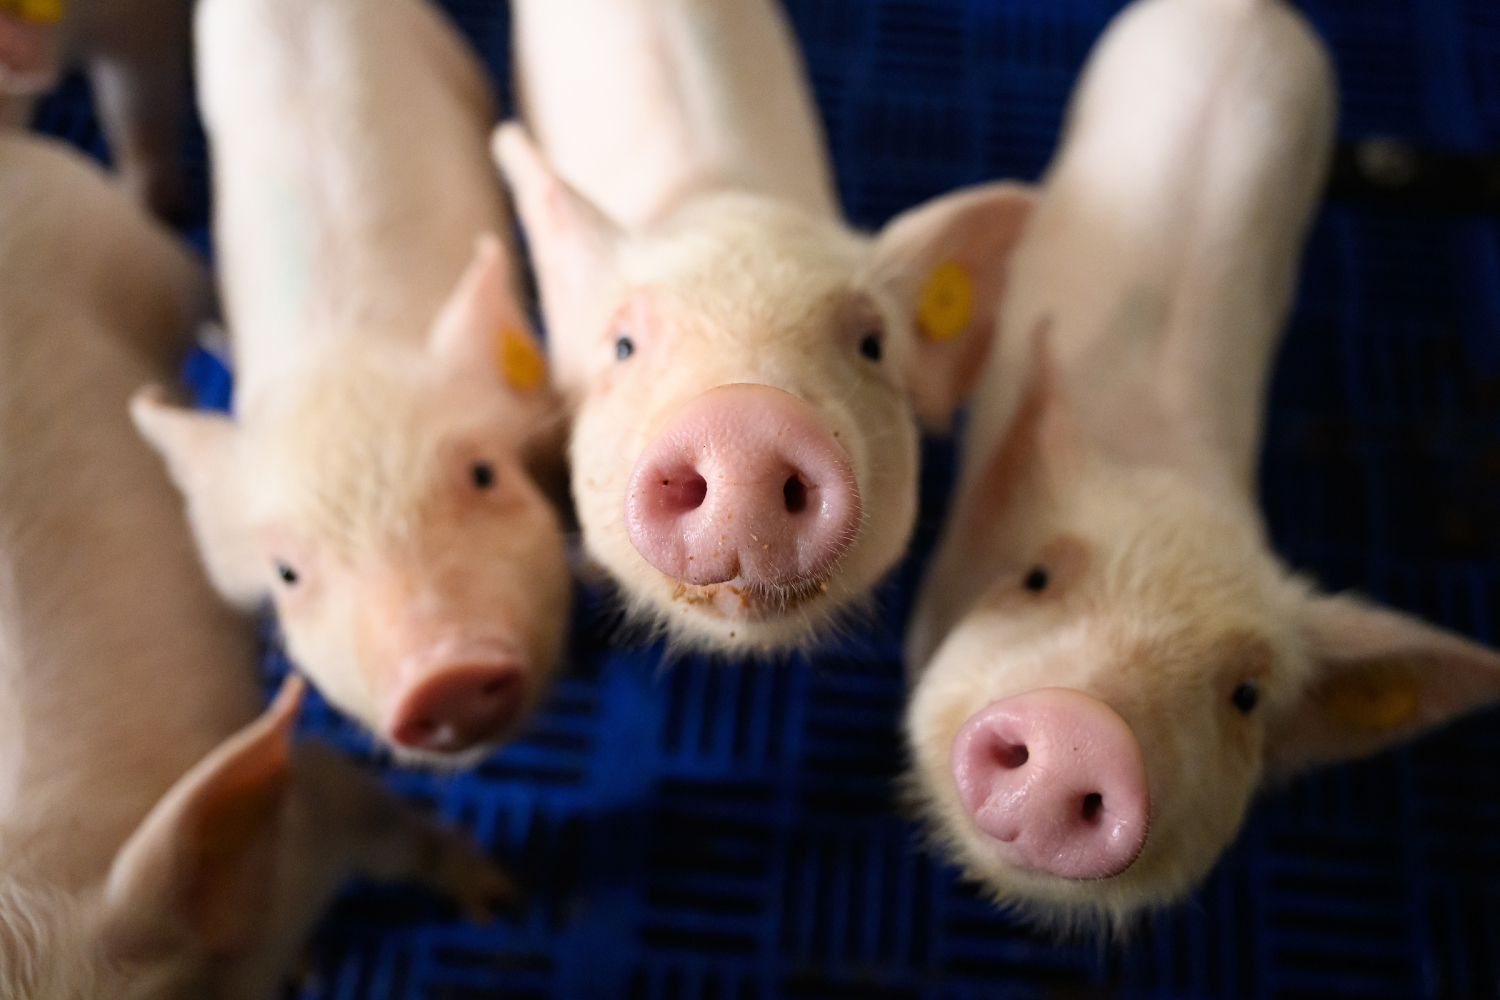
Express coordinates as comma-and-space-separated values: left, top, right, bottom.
1320, 664, 1421, 732
15, 0, 64, 24
917, 260, 973, 342
497, 327, 546, 391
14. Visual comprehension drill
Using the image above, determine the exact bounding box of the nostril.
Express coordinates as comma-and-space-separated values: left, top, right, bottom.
1081, 792, 1103, 824
657, 473, 708, 514
481, 678, 506, 696
992, 741, 1029, 770
783, 475, 808, 514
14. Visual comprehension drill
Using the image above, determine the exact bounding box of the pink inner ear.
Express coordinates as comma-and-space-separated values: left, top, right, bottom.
0, 10, 58, 94
429, 234, 532, 371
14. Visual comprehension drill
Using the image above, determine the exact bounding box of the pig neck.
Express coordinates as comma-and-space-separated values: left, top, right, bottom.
201, 0, 507, 405
515, 0, 839, 229
0, 319, 261, 894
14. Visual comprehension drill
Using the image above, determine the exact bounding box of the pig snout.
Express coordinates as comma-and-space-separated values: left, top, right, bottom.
951, 688, 1149, 880
384, 647, 528, 754
625, 384, 861, 590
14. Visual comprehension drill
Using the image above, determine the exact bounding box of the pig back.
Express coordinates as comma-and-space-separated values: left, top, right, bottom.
0, 135, 207, 368
0, 136, 259, 889
196, 0, 507, 393
971, 0, 1336, 490
513, 0, 839, 229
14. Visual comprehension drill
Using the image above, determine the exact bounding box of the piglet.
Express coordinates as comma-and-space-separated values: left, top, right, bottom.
0, 133, 508, 999
0, 0, 190, 219
904, 0, 1500, 929
133, 0, 571, 764
498, 0, 1034, 653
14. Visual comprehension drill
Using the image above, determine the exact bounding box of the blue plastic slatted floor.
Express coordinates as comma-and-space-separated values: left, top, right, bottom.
33, 0, 1500, 996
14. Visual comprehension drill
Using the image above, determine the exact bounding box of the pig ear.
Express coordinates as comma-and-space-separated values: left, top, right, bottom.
428, 234, 551, 395
492, 122, 622, 394
952, 322, 1083, 545
0, 8, 60, 95
904, 327, 1082, 671
1264, 593, 1500, 777
131, 387, 266, 609
871, 182, 1035, 432
98, 676, 304, 960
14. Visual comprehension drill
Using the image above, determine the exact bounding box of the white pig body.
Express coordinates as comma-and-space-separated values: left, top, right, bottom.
0, 0, 192, 219
502, 0, 1035, 653
0, 134, 507, 999
512, 0, 837, 228
136, 0, 572, 762
905, 0, 1500, 929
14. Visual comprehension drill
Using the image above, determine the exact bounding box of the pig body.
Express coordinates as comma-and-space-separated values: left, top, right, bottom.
135, 0, 572, 763
512, 0, 837, 229
905, 0, 1500, 930
0, 0, 191, 219
502, 0, 1034, 653
0, 134, 507, 998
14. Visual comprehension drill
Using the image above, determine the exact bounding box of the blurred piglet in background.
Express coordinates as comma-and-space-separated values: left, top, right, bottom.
498, 0, 1033, 653
0, 0, 191, 219
134, 0, 572, 764
0, 135, 508, 999
905, 0, 1500, 929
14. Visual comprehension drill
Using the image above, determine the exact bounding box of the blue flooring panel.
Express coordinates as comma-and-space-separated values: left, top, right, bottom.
31, 0, 1500, 996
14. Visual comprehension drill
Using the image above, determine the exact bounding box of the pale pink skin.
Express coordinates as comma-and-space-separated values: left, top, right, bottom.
132, 0, 570, 765
905, 0, 1500, 930
0, 135, 510, 999
0, 0, 192, 220
951, 689, 1149, 881
503, 0, 1035, 653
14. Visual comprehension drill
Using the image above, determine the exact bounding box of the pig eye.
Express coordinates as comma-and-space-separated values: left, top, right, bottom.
859, 332, 882, 361
615, 335, 635, 360
1231, 682, 1259, 714
1023, 565, 1048, 592
470, 461, 496, 490
275, 561, 299, 587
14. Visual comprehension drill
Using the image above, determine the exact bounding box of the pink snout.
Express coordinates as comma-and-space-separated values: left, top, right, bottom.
951, 688, 1149, 880
625, 384, 861, 589
385, 659, 528, 754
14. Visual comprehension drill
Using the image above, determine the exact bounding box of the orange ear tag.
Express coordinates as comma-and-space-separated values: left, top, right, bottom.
497, 327, 546, 391
917, 261, 973, 342
15, 0, 63, 24
1320, 664, 1421, 732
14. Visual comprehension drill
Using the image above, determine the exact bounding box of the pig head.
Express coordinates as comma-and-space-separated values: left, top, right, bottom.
133, 240, 571, 765
498, 126, 1033, 654
905, 0, 1500, 929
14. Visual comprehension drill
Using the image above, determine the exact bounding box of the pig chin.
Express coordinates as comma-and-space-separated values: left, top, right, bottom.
668, 570, 836, 621
620, 559, 856, 653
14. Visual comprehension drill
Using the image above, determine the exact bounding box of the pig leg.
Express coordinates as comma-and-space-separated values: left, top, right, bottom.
85, 8, 189, 223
